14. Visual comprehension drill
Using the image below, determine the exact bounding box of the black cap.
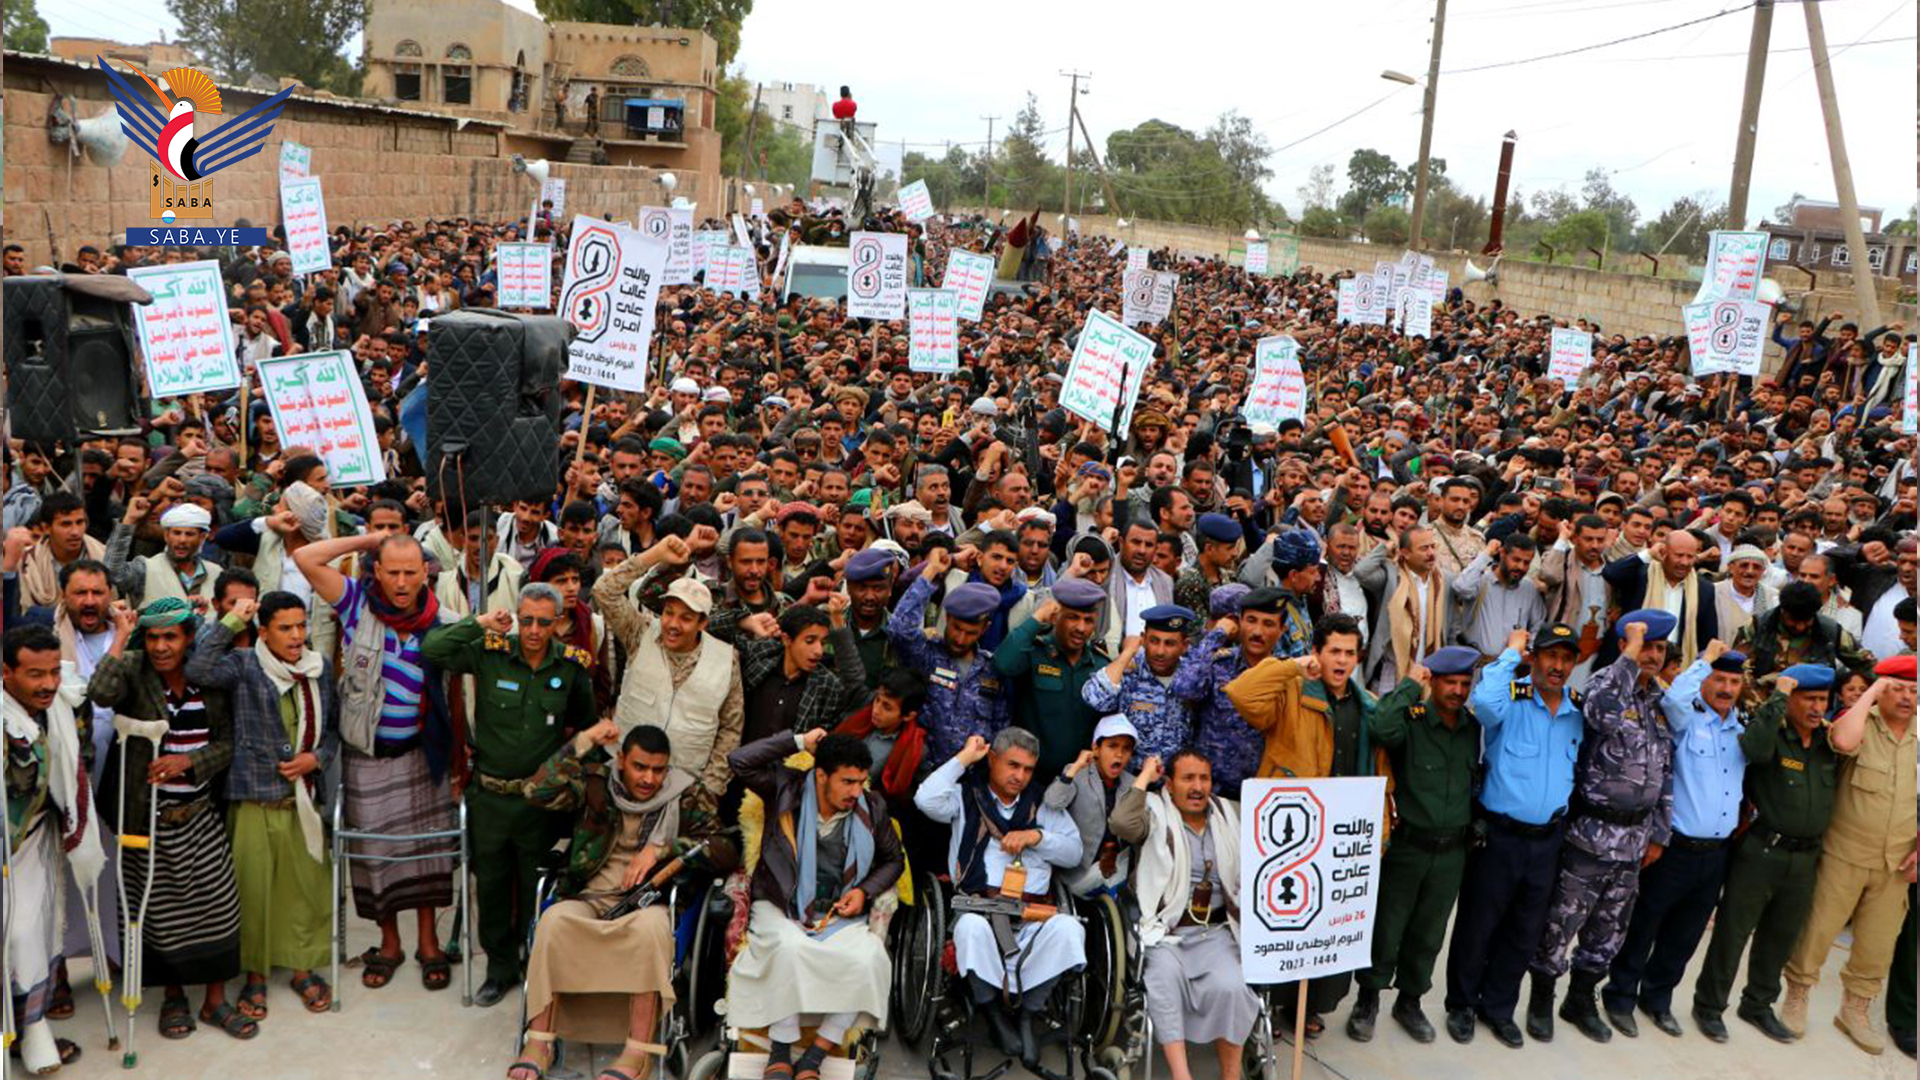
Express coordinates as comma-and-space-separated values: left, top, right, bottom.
1240, 587, 1285, 615
1530, 623, 1580, 653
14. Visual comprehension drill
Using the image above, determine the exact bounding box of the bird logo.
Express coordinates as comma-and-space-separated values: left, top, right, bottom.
96, 57, 293, 223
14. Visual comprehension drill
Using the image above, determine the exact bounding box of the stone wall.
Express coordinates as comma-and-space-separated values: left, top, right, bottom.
4, 52, 723, 266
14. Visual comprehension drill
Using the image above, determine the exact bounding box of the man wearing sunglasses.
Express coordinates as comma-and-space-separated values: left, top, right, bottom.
423, 582, 598, 1007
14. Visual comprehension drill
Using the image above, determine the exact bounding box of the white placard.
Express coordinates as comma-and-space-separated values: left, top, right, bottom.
1400, 291, 1433, 338
1244, 241, 1269, 275
639, 206, 695, 284
1548, 327, 1593, 385
1239, 777, 1387, 985
1122, 269, 1156, 327
277, 140, 310, 181
772, 230, 793, 290
941, 249, 995, 322
691, 229, 729, 279
126, 260, 241, 395
1904, 343, 1917, 435
846, 231, 909, 320
731, 212, 753, 248
749, 197, 765, 218
1272, 235, 1300, 277
1106, 237, 1126, 258
558, 215, 667, 394
1127, 246, 1149, 272
907, 289, 960, 373
278, 176, 331, 274
1373, 260, 1395, 307
1244, 335, 1305, 427
541, 178, 568, 218
1355, 272, 1387, 326
1684, 298, 1769, 377
256, 350, 386, 487
897, 179, 935, 223
647, 105, 665, 131
1694, 230, 1769, 304
1427, 270, 1449, 305
496, 242, 552, 310
1061, 309, 1155, 434
1336, 279, 1359, 323
702, 244, 757, 297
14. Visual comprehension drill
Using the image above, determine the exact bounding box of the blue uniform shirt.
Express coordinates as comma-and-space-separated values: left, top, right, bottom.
1659, 659, 1748, 840
1169, 628, 1262, 794
1472, 648, 1586, 825
887, 574, 1013, 766
1081, 649, 1192, 767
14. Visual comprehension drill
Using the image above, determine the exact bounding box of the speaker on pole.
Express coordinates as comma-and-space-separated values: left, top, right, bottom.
3, 274, 151, 444
424, 308, 572, 505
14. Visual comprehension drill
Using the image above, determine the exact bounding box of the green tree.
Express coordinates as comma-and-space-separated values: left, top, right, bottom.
1540, 209, 1609, 261
1579, 167, 1639, 252
5, 0, 49, 52
1297, 163, 1337, 212
1637, 195, 1731, 259
998, 92, 1056, 211
1768, 192, 1806, 226
714, 70, 753, 174
1297, 205, 1347, 239
751, 115, 814, 191
1341, 148, 1405, 221
167, 0, 364, 92
532, 0, 753, 63
1363, 204, 1410, 245
1424, 178, 1488, 252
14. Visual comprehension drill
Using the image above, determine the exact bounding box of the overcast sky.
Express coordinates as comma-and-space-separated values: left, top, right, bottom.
49, 0, 1916, 227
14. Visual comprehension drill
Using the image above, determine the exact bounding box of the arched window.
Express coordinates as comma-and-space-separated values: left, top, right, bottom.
445, 43, 472, 60
611, 54, 649, 77
443, 43, 472, 104
392, 40, 423, 100
394, 39, 422, 57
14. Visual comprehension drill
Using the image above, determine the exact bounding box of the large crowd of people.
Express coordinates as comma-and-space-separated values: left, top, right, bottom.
1, 192, 1915, 1079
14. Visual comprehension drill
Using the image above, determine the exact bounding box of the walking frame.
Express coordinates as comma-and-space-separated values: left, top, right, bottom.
113, 714, 171, 1069
328, 796, 475, 1009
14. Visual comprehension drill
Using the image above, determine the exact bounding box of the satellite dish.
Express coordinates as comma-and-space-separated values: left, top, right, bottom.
73, 107, 130, 167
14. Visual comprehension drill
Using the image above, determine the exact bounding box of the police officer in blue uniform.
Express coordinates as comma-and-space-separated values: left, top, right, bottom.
887, 547, 1012, 768
1081, 603, 1195, 767
1444, 623, 1585, 1047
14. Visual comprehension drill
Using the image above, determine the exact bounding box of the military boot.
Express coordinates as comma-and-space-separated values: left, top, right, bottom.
1525, 973, 1556, 1042
1560, 968, 1614, 1044
1346, 987, 1379, 1042
1780, 982, 1810, 1038
1835, 991, 1886, 1055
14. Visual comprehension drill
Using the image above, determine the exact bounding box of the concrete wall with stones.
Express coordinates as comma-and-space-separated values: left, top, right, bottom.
4, 53, 719, 266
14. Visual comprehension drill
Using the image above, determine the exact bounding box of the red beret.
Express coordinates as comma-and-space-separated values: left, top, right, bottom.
1872, 655, 1917, 682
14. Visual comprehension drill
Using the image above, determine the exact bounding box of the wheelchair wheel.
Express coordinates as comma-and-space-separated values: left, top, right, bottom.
687, 1049, 726, 1080
1081, 893, 1130, 1051
1243, 1004, 1279, 1080
681, 887, 727, 1039
893, 869, 947, 1048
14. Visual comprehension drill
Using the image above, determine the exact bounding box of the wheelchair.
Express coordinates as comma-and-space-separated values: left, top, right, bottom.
515, 835, 730, 1079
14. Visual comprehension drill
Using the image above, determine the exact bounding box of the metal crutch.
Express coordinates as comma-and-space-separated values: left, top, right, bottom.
2, 744, 15, 1057
113, 715, 170, 1069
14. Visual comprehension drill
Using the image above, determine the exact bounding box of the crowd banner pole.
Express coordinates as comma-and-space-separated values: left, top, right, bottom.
1290, 982, 1308, 1080
575, 385, 597, 467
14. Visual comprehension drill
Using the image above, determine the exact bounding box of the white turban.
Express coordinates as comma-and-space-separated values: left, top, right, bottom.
159, 503, 212, 531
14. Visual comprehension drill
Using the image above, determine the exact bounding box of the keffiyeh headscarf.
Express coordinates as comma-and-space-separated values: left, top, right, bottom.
137, 596, 198, 636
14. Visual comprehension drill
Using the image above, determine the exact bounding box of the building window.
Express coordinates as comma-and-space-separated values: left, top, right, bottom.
394, 62, 422, 101
1805, 243, 1819, 262
781, 104, 793, 120
1868, 246, 1886, 271
394, 39, 422, 57
1907, 251, 1918, 274
443, 43, 472, 104
1831, 244, 1849, 267
612, 54, 650, 77
1768, 237, 1792, 261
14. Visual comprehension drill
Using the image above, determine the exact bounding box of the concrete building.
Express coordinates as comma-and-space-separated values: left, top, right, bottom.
1760, 197, 1916, 287
755, 80, 828, 131
359, 0, 723, 210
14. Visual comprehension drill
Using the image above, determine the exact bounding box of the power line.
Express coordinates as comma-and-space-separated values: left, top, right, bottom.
1268, 87, 1414, 155
1442, 2, 1760, 73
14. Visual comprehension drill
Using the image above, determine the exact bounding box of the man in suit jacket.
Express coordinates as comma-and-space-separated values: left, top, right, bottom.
1103, 519, 1174, 654
1599, 531, 1717, 668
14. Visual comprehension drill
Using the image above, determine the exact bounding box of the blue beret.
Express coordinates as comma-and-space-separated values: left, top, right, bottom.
844, 548, 896, 583
1197, 513, 1241, 544
1709, 649, 1747, 674
1051, 577, 1106, 612
944, 582, 1001, 621
1142, 603, 1196, 633
1272, 528, 1322, 571
1425, 646, 1480, 677
1779, 663, 1835, 691
1209, 583, 1250, 617
1614, 608, 1678, 642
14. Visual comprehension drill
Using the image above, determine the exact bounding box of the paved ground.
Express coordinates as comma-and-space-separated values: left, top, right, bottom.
40, 908, 1912, 1080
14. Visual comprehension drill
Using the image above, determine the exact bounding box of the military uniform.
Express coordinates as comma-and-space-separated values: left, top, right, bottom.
1081, 653, 1191, 767
1355, 647, 1482, 1041
886, 574, 1011, 768
1691, 671, 1840, 1029
993, 578, 1108, 778
1527, 646, 1674, 1041
1168, 627, 1262, 795
420, 617, 596, 988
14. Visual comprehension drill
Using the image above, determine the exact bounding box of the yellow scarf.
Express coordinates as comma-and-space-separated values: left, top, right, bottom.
1643, 564, 1701, 668
1389, 564, 1447, 678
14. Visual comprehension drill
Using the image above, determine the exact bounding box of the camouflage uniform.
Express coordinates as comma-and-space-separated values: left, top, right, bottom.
1274, 586, 1315, 660
1080, 650, 1192, 767
1168, 627, 1262, 793
886, 574, 1012, 768
1530, 652, 1674, 980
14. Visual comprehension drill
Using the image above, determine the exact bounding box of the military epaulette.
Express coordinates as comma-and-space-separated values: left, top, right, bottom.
1569, 688, 1585, 708
1407, 703, 1428, 720
1509, 680, 1529, 700
483, 631, 513, 653
560, 644, 594, 667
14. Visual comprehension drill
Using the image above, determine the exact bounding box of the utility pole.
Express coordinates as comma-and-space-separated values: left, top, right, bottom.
1074, 107, 1125, 222
1802, 0, 1882, 326
1484, 130, 1517, 255
1408, 0, 1447, 250
1060, 70, 1089, 218
736, 82, 763, 213
980, 115, 998, 210
1726, 0, 1775, 227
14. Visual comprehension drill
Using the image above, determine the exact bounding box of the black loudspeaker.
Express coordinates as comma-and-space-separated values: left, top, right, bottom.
425, 309, 572, 504
4, 275, 144, 445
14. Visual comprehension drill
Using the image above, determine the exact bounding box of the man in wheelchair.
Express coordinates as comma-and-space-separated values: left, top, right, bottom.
916, 728, 1086, 1064
1044, 715, 1140, 897
725, 728, 904, 1080
1109, 748, 1259, 1080
510, 719, 729, 1080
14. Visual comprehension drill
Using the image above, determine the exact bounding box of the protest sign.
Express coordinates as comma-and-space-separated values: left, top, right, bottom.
1373, 260, 1395, 307
639, 206, 695, 284
907, 289, 960, 373
1549, 327, 1593, 385
558, 215, 667, 394
1354, 272, 1387, 326
1905, 343, 1917, 435
1244, 335, 1305, 427
1694, 230, 1769, 304
257, 351, 385, 486
278, 140, 310, 181
1121, 269, 1163, 326
1106, 237, 1126, 258
1127, 246, 1149, 273
127, 260, 241, 395
731, 212, 753, 248
942, 249, 995, 322
691, 229, 729, 278
1239, 777, 1387, 985
1336, 279, 1359, 323
1150, 271, 1177, 323
1272, 235, 1300, 277
772, 230, 793, 290
278, 177, 331, 274
495, 242, 552, 310
1400, 291, 1434, 338
1427, 270, 1449, 305
847, 231, 909, 320
541, 178, 567, 218
1245, 241, 1269, 275
749, 197, 765, 218
703, 244, 757, 297
897, 178, 935, 223
1061, 309, 1155, 433
1684, 298, 1769, 376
